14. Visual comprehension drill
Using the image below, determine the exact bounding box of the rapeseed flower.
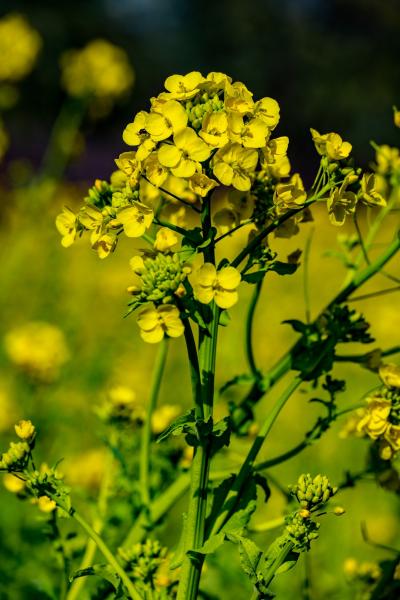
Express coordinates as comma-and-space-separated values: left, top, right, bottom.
191, 263, 241, 309
158, 127, 210, 177
137, 304, 184, 343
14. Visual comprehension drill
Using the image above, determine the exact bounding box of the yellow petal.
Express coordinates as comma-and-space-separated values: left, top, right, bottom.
214, 289, 238, 309
158, 143, 182, 167
217, 266, 241, 290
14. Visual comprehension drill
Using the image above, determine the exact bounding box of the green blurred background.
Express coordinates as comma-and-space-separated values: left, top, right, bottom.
0, 1, 399, 598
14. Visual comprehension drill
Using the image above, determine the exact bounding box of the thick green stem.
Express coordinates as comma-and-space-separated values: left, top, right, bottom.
212, 377, 302, 535
140, 338, 168, 508
71, 509, 142, 600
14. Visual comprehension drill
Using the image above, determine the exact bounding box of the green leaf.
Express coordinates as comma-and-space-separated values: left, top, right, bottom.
230, 535, 263, 583
170, 513, 188, 569
210, 417, 231, 455
156, 409, 196, 443
70, 564, 121, 591
270, 261, 298, 275
191, 531, 226, 556
242, 270, 266, 284
219, 310, 231, 327
219, 373, 255, 395
275, 551, 299, 574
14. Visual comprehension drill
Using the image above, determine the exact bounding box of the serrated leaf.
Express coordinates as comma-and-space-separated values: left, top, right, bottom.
156, 409, 196, 443
237, 536, 263, 583
191, 531, 225, 556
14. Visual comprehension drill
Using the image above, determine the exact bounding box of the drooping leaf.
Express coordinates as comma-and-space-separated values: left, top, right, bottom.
156, 409, 196, 443
70, 564, 121, 591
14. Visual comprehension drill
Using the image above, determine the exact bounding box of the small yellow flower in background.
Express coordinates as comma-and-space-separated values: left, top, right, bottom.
274, 173, 306, 213
213, 143, 258, 191
158, 127, 210, 177
146, 99, 188, 142
254, 97, 280, 129
310, 128, 352, 160
192, 263, 241, 309
56, 207, 77, 247
374, 144, 400, 175
4, 322, 70, 383
15, 420, 35, 441
199, 112, 229, 147
0, 13, 42, 82
356, 396, 391, 439
179, 446, 194, 469
154, 228, 179, 253
189, 173, 219, 197
394, 562, 400, 580
327, 183, 357, 226
3, 473, 26, 494
63, 449, 107, 491
137, 304, 184, 343
162, 71, 204, 100
37, 496, 57, 513
379, 363, 400, 388
333, 506, 346, 516
117, 202, 154, 237
152, 404, 181, 435
393, 106, 400, 128
60, 39, 134, 102
358, 173, 386, 207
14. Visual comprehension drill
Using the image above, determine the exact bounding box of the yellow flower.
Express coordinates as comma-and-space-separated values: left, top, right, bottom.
189, 173, 219, 197
56, 207, 77, 248
0, 14, 42, 81
115, 151, 141, 185
91, 230, 117, 259
163, 71, 204, 100
393, 106, 400, 128
158, 127, 210, 177
202, 72, 232, 93
254, 97, 280, 129
37, 495, 57, 513
146, 99, 188, 141
213, 143, 258, 191
310, 128, 352, 160
382, 424, 400, 459
199, 112, 229, 147
262, 136, 291, 178
228, 114, 269, 148
3, 473, 25, 494
4, 322, 70, 383
192, 263, 241, 309
327, 182, 357, 226
379, 363, 400, 388
15, 420, 35, 441
161, 175, 197, 205
211, 186, 254, 233
356, 396, 391, 439
151, 404, 181, 434
358, 173, 386, 207
79, 205, 103, 230
144, 152, 169, 187
374, 144, 400, 175
274, 173, 306, 213
137, 304, 184, 343
60, 39, 134, 101
117, 202, 154, 237
154, 228, 179, 253
224, 81, 254, 114
123, 111, 149, 146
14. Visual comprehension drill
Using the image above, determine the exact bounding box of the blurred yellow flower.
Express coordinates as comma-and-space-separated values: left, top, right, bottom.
358, 173, 386, 207
137, 304, 184, 343
14, 420, 35, 441
117, 202, 154, 237
4, 322, 70, 383
213, 143, 258, 191
60, 39, 134, 102
0, 13, 42, 81
356, 396, 391, 439
152, 404, 181, 435
154, 228, 179, 253
192, 263, 241, 309
158, 127, 210, 177
37, 496, 57, 513
374, 144, 400, 175
379, 363, 400, 388
64, 449, 107, 491
55, 207, 77, 248
3, 473, 26, 494
393, 106, 400, 128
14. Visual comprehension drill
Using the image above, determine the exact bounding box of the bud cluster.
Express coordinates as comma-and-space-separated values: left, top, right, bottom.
118, 540, 167, 583
289, 473, 338, 509
185, 92, 224, 129
130, 253, 190, 304
285, 510, 320, 552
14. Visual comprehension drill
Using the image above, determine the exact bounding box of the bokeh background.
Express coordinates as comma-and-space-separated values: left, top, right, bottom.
0, 1, 399, 598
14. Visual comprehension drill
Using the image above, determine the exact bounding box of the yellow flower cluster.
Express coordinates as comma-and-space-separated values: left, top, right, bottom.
60, 39, 134, 104
349, 364, 400, 460
4, 322, 70, 382
0, 13, 42, 81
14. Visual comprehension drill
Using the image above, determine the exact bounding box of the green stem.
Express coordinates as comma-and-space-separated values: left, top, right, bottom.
246, 280, 263, 377
71, 509, 142, 600
140, 338, 168, 508
211, 377, 302, 535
